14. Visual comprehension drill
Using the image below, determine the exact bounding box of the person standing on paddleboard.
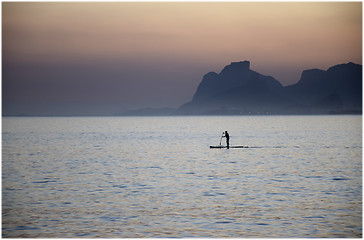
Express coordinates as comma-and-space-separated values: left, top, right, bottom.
223, 131, 230, 149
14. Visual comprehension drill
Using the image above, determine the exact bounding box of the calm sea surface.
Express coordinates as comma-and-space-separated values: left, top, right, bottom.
2, 115, 362, 237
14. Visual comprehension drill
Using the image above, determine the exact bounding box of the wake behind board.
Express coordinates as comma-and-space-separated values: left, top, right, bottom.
210, 145, 248, 149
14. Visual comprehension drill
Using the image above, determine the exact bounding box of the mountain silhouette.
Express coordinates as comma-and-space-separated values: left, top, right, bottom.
177, 61, 362, 115
285, 62, 362, 108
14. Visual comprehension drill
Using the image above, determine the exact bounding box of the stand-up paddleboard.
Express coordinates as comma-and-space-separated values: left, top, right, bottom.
210, 145, 248, 149
211, 131, 247, 149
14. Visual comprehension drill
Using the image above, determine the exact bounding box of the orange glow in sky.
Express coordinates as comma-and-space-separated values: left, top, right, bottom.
4, 3, 361, 70
2, 2, 362, 114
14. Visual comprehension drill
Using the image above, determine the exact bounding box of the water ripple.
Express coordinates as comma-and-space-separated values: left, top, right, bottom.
2, 116, 362, 238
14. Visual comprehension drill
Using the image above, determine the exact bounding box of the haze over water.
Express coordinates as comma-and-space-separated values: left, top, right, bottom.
2, 115, 362, 237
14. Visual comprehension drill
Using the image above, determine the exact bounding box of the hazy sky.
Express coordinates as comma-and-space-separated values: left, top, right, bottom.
3, 2, 362, 115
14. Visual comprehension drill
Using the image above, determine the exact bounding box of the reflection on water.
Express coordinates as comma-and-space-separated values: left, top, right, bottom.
2, 116, 362, 237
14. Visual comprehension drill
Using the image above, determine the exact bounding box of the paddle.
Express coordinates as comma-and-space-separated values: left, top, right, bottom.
219, 132, 224, 146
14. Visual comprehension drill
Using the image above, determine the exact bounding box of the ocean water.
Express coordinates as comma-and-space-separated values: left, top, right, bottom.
2, 115, 362, 238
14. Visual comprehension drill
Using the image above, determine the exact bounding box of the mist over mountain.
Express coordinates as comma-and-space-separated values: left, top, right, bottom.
176, 61, 362, 115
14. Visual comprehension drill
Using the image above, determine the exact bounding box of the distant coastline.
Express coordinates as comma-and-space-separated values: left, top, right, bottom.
118, 61, 362, 116
3, 60, 362, 117
4, 109, 362, 117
